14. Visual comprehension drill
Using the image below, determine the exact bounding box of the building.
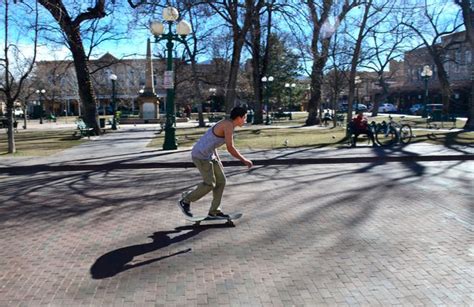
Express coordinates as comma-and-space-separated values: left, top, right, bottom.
388, 31, 471, 115
321, 31, 470, 116
33, 52, 229, 117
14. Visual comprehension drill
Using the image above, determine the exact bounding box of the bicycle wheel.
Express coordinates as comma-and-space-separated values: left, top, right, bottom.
399, 124, 412, 144
375, 125, 398, 146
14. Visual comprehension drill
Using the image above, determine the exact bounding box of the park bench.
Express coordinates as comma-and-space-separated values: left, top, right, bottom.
426, 113, 456, 129
346, 121, 375, 147
47, 114, 56, 122
272, 110, 292, 120
74, 119, 94, 138
1, 118, 18, 132
208, 113, 224, 123
335, 114, 345, 126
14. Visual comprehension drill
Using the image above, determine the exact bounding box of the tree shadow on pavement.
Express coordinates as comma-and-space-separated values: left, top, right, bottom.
90, 224, 229, 279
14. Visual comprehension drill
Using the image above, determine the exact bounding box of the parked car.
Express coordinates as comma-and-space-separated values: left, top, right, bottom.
97, 105, 113, 115
14, 108, 24, 117
378, 103, 397, 113
425, 103, 443, 113
409, 103, 424, 115
353, 103, 368, 111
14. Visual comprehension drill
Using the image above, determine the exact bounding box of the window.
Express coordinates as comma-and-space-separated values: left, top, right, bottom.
466, 50, 472, 64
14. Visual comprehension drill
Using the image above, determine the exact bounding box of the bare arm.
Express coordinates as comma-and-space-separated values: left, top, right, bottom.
223, 122, 253, 168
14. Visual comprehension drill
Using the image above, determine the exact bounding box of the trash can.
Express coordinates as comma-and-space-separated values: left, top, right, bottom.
247, 110, 254, 123
99, 118, 105, 128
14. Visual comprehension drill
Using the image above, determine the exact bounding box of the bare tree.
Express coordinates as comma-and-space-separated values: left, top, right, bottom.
247, 0, 267, 124
302, 0, 359, 126
454, 0, 473, 130
324, 29, 351, 127
401, 0, 464, 114
179, 2, 217, 127
0, 0, 39, 154
37, 0, 137, 134
206, 0, 266, 114
356, 1, 408, 116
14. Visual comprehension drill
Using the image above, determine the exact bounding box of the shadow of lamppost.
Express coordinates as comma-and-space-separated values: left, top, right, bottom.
150, 6, 191, 150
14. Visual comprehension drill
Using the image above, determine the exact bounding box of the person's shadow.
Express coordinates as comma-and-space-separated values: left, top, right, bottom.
90, 224, 228, 279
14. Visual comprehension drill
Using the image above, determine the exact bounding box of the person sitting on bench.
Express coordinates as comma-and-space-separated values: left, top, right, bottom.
351, 110, 376, 147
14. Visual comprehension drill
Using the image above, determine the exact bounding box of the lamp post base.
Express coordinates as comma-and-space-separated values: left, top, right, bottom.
265, 115, 271, 125
163, 125, 178, 150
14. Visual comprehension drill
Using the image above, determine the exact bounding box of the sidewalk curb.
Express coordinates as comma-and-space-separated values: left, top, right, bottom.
2, 154, 472, 175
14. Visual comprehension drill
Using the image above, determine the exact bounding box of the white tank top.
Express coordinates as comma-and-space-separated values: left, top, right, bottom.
191, 122, 229, 160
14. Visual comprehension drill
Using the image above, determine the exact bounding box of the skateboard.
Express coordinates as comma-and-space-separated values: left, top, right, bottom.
185, 213, 242, 226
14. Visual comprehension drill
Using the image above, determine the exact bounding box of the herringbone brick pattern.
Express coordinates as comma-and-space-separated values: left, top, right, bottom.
0, 157, 472, 306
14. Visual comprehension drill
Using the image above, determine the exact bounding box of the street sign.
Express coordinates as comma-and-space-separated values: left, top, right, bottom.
163, 71, 174, 89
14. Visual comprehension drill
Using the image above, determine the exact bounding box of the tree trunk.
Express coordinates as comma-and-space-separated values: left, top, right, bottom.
305, 64, 324, 126
6, 101, 15, 154
250, 8, 263, 124
457, 0, 474, 130
225, 35, 245, 113
346, 0, 372, 129
190, 58, 205, 127
38, 0, 105, 135
68, 32, 100, 134
432, 53, 452, 114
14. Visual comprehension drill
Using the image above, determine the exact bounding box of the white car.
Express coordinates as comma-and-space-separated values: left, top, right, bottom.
378, 103, 397, 113
14, 108, 24, 117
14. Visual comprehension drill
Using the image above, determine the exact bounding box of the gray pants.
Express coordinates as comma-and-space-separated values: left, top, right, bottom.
183, 158, 226, 213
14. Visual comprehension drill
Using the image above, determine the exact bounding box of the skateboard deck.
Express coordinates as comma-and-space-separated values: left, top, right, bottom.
185, 213, 242, 226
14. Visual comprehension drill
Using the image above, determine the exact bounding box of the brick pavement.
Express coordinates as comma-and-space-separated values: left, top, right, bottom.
0, 127, 473, 306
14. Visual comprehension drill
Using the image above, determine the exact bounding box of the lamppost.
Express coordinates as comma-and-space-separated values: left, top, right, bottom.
285, 82, 296, 110
420, 64, 433, 117
150, 6, 191, 150
262, 76, 274, 125
109, 74, 118, 130
35, 89, 45, 124
209, 88, 217, 112
354, 76, 361, 112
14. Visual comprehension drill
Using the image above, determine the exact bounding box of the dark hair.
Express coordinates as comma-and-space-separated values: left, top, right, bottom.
230, 106, 247, 120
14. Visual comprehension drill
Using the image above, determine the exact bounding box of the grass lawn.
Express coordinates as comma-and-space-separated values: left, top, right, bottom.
1, 113, 472, 157
148, 120, 474, 150
0, 129, 85, 156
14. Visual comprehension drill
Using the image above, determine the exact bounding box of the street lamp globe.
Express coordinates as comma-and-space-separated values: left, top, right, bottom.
268, 76, 274, 82
421, 65, 433, 78
163, 6, 179, 22
176, 20, 192, 36
150, 21, 165, 36
261, 76, 267, 82
109, 74, 117, 81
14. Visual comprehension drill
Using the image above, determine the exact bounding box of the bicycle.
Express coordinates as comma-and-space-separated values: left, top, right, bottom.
375, 115, 413, 146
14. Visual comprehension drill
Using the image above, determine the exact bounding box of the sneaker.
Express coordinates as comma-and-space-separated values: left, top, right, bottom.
208, 210, 229, 218
178, 199, 192, 217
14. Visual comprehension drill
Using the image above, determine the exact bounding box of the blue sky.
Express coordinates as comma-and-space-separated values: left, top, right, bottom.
2, 0, 466, 66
